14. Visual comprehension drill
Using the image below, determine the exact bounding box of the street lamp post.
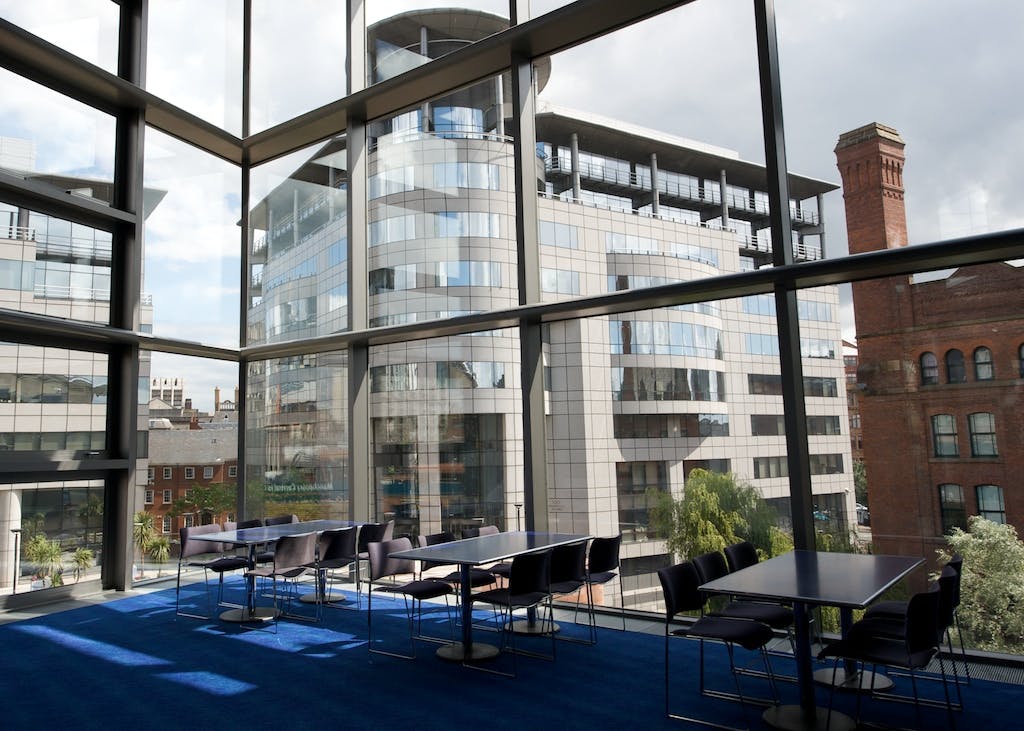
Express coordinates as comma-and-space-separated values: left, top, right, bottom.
10, 528, 21, 594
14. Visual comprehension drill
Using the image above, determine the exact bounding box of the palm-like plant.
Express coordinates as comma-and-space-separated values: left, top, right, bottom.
133, 511, 156, 577
23, 534, 63, 585
71, 547, 94, 582
147, 536, 171, 577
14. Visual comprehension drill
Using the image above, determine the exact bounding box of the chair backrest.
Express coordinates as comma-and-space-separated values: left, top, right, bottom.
904, 587, 942, 657
461, 524, 499, 539
358, 521, 394, 552
723, 541, 759, 573
320, 526, 358, 561
265, 514, 298, 526
180, 523, 224, 559
508, 550, 552, 596
550, 541, 587, 584
945, 554, 963, 608
368, 536, 415, 581
237, 518, 263, 529
272, 532, 317, 570
420, 531, 456, 547
587, 534, 622, 574
657, 561, 704, 621
936, 565, 958, 632
691, 550, 729, 584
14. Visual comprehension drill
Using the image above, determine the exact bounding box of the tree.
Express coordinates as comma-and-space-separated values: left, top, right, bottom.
168, 482, 236, 525
23, 534, 63, 585
853, 460, 868, 506
71, 548, 94, 582
78, 494, 104, 546
937, 516, 1024, 654
648, 469, 778, 561
133, 511, 156, 577
147, 536, 171, 577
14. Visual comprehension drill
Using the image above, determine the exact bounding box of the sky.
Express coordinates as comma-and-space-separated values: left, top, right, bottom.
1, 0, 1022, 410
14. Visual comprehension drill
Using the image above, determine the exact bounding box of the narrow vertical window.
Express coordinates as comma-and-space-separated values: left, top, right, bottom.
931, 414, 958, 457
919, 352, 938, 385
938, 484, 966, 533
973, 346, 993, 381
976, 485, 1005, 524
968, 412, 997, 456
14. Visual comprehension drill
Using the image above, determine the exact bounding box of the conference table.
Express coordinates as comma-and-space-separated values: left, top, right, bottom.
193, 519, 357, 623
390, 530, 592, 661
699, 549, 923, 731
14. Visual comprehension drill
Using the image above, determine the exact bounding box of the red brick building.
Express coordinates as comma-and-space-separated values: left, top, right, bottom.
837, 123, 1024, 560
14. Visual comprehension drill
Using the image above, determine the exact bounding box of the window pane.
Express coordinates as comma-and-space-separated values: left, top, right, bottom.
0, 70, 116, 208
250, 2, 346, 132
367, 76, 517, 326
369, 331, 520, 539
0, 2, 119, 72
146, 0, 242, 135
245, 351, 349, 521
144, 130, 241, 348
248, 137, 348, 343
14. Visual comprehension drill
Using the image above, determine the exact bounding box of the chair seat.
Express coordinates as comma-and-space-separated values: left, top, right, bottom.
490, 562, 512, 578
819, 634, 936, 670
674, 615, 775, 651
377, 579, 453, 602
247, 565, 309, 580
472, 587, 549, 610
550, 579, 585, 595
315, 557, 355, 571
587, 570, 617, 585
718, 600, 794, 629
444, 568, 496, 587
190, 556, 249, 573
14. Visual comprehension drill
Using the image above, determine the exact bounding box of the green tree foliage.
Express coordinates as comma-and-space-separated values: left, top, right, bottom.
937, 516, 1024, 654
71, 548, 94, 582
24, 534, 63, 581
648, 469, 778, 560
169, 482, 237, 524
853, 460, 868, 506
147, 536, 171, 577
133, 511, 156, 577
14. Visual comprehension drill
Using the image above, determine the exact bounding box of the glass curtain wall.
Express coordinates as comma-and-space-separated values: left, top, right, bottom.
0, 1, 1021, 664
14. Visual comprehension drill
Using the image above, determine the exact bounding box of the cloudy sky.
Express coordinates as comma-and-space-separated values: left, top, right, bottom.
2, 0, 1021, 409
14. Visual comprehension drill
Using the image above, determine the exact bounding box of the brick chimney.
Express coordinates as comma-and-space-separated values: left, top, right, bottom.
836, 123, 912, 341
214, 386, 221, 412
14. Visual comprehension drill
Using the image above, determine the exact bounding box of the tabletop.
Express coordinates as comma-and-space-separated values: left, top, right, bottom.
390, 531, 591, 565
191, 519, 357, 545
699, 549, 924, 609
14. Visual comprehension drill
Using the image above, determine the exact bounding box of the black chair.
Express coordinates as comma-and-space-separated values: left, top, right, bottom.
304, 526, 357, 606
470, 549, 555, 677
657, 561, 779, 730
416, 531, 458, 579
234, 517, 272, 564
245, 532, 319, 629
723, 541, 759, 573
366, 537, 455, 660
175, 523, 249, 620
353, 520, 395, 602
548, 541, 590, 644
575, 534, 625, 635
865, 554, 970, 685
692, 550, 794, 633
461, 524, 500, 539
444, 525, 498, 591
818, 587, 957, 730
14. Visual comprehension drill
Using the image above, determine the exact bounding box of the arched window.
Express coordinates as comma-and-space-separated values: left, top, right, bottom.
919, 352, 938, 385
945, 349, 966, 383
973, 346, 994, 381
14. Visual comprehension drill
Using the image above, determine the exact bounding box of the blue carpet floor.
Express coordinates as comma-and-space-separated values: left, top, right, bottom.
0, 577, 1014, 730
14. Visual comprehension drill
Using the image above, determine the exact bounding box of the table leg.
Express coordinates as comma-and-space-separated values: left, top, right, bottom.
219, 544, 277, 623
436, 564, 499, 661
762, 602, 856, 731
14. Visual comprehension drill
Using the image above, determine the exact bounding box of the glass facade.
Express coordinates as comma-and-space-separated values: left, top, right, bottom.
0, 2, 1021, 669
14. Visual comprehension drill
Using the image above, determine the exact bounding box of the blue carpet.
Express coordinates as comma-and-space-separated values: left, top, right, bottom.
0, 578, 1015, 730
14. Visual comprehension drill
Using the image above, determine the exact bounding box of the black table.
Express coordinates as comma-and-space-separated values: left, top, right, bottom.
699, 549, 923, 731
193, 519, 356, 622
390, 531, 591, 661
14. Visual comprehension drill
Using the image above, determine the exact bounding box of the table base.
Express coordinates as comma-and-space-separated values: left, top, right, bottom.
298, 591, 351, 605
763, 704, 855, 731
219, 607, 279, 623
813, 667, 894, 692
436, 641, 501, 662
507, 618, 560, 635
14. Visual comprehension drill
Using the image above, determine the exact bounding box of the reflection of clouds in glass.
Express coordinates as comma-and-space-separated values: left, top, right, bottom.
0, 0, 118, 71
938, 186, 991, 240
148, 351, 237, 413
